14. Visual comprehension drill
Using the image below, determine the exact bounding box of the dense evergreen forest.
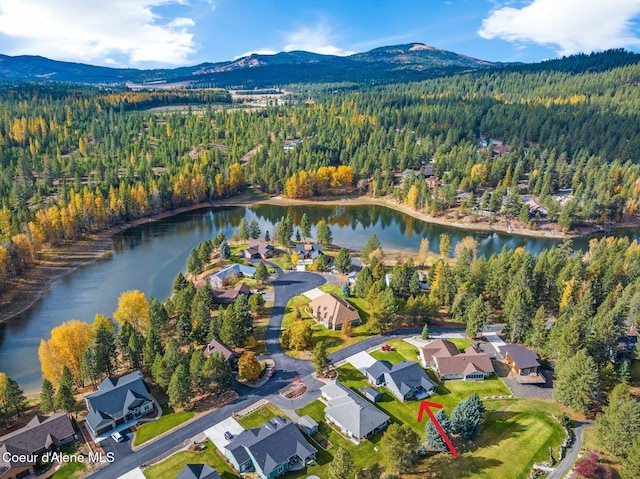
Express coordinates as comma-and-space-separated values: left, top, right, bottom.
2, 50, 640, 293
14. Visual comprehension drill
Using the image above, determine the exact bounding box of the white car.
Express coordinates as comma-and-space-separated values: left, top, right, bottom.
111, 431, 124, 442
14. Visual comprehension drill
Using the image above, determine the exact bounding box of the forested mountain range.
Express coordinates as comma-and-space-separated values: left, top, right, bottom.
0, 43, 496, 87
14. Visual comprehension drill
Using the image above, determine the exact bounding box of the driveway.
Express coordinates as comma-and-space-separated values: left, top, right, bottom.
547, 421, 593, 479
203, 417, 244, 452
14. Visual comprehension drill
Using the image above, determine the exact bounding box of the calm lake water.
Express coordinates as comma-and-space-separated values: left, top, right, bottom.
1, 203, 637, 393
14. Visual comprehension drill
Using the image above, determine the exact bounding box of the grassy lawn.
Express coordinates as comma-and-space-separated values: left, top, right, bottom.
370, 339, 420, 364
336, 363, 512, 434
143, 439, 238, 479
448, 337, 473, 351
280, 292, 372, 358
407, 399, 567, 479
133, 406, 195, 447
291, 400, 386, 479
237, 403, 287, 429
50, 445, 87, 479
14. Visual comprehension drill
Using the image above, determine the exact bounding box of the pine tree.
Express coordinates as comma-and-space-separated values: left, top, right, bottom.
421, 323, 429, 340
312, 341, 331, 375
316, 219, 332, 245
439, 233, 451, 258
254, 262, 269, 282
300, 213, 311, 240
341, 283, 350, 298
3, 377, 27, 416
361, 234, 382, 263
202, 352, 233, 389
40, 379, 55, 413
554, 348, 598, 414
238, 217, 249, 241
94, 324, 117, 377
249, 218, 261, 239
450, 393, 486, 439
426, 410, 453, 452
596, 383, 640, 460
622, 437, 640, 479
149, 297, 169, 329
248, 293, 265, 313
264, 230, 271, 242
619, 360, 631, 383
173, 272, 189, 293
328, 448, 353, 479
189, 350, 206, 391
54, 366, 75, 413
381, 423, 420, 474
334, 247, 352, 274
187, 248, 203, 274
168, 363, 193, 409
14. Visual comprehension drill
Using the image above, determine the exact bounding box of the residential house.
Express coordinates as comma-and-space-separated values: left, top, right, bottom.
242, 240, 274, 261
525, 198, 548, 217
84, 371, 155, 439
419, 339, 494, 381
364, 361, 436, 402
402, 169, 422, 180
294, 244, 324, 264
320, 381, 389, 442
364, 360, 392, 386
499, 344, 545, 384
425, 176, 441, 190
209, 264, 256, 288
175, 464, 221, 479
0, 443, 35, 479
212, 283, 250, 305
0, 412, 76, 479
224, 416, 316, 479
203, 339, 239, 369
296, 416, 318, 436
307, 293, 361, 330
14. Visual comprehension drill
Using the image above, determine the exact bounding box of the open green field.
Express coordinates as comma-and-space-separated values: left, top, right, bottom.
280, 290, 372, 357
143, 440, 238, 479
133, 406, 194, 446
237, 403, 287, 429
408, 399, 567, 479
291, 400, 386, 479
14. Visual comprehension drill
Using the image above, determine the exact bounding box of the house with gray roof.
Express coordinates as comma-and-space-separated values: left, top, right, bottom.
383, 361, 436, 402
364, 360, 392, 386
0, 412, 76, 479
84, 371, 155, 439
320, 381, 389, 442
224, 417, 316, 479
209, 264, 256, 288
175, 464, 221, 479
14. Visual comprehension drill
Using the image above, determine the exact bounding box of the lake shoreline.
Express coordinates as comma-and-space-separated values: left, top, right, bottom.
1, 193, 637, 324
0, 198, 257, 324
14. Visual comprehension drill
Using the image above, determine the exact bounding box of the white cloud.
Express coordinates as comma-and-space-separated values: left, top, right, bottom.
478, 0, 640, 55
235, 48, 278, 59
283, 25, 354, 56
0, 0, 199, 65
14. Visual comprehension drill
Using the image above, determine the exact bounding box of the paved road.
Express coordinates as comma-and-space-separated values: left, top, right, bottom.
89, 266, 465, 479
547, 421, 592, 479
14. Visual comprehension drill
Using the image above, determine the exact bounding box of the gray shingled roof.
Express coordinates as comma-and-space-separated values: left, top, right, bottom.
85, 371, 152, 432
321, 381, 389, 439
499, 344, 540, 369
225, 417, 316, 477
364, 360, 392, 382
0, 412, 75, 454
175, 464, 221, 479
383, 361, 436, 397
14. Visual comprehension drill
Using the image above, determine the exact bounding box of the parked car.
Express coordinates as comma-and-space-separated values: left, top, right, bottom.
224, 431, 234, 441
111, 431, 124, 442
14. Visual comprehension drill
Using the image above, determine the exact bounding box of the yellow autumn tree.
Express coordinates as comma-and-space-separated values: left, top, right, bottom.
92, 313, 116, 334
406, 184, 419, 210
291, 252, 299, 266
238, 352, 262, 381
0, 372, 6, 405
113, 290, 149, 335
38, 319, 94, 386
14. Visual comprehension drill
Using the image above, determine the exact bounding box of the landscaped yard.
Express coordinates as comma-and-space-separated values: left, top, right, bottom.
143, 439, 238, 479
236, 403, 287, 429
447, 337, 473, 351
336, 363, 512, 434
292, 400, 386, 479
49, 445, 87, 479
280, 291, 372, 358
370, 338, 421, 364
133, 405, 195, 446
407, 399, 567, 479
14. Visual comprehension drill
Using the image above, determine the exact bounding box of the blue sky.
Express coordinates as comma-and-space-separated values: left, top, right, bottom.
0, 0, 639, 68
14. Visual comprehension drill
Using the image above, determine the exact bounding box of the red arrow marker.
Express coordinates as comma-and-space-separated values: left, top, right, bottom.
417, 401, 459, 458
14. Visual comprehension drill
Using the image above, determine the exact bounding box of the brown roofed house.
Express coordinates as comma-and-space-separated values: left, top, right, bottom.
243, 240, 274, 260
203, 339, 239, 369
308, 293, 361, 330
0, 412, 76, 479
499, 344, 545, 384
212, 283, 250, 305
419, 339, 494, 381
